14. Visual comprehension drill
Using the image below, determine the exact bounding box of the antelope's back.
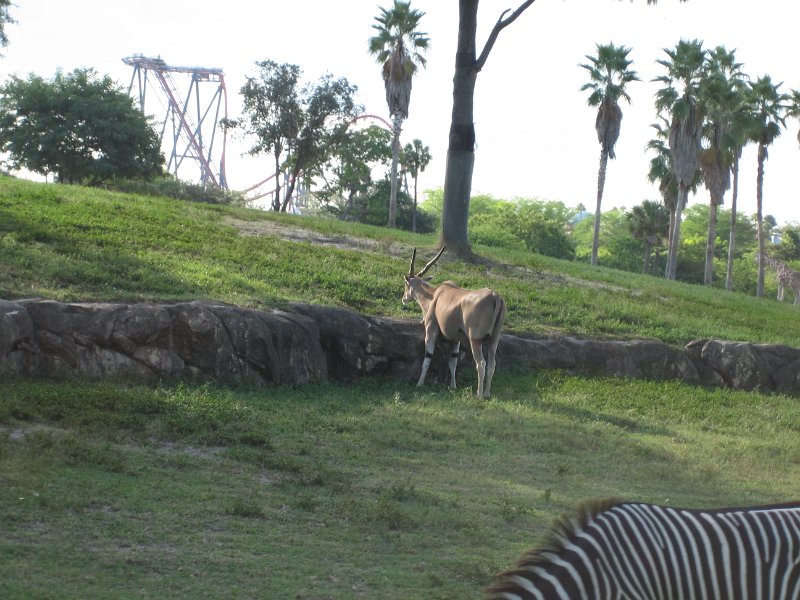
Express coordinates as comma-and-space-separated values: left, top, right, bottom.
433, 283, 503, 340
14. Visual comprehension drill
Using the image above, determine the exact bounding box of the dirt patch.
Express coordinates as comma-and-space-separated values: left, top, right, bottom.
151, 440, 223, 460
223, 216, 407, 256
1, 424, 70, 441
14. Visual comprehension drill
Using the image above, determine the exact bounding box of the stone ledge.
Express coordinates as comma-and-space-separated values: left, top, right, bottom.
2, 299, 799, 394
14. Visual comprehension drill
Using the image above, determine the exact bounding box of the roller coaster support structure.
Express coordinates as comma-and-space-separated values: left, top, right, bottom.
123, 55, 228, 189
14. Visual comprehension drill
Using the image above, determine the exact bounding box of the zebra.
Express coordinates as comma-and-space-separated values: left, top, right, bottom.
487, 498, 800, 600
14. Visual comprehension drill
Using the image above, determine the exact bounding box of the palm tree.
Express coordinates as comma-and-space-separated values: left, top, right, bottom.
697, 46, 747, 286
579, 43, 639, 267
401, 139, 431, 233
724, 83, 755, 292
654, 39, 706, 280
368, 1, 429, 229
789, 89, 800, 147
627, 200, 669, 275
646, 119, 699, 278
748, 75, 788, 298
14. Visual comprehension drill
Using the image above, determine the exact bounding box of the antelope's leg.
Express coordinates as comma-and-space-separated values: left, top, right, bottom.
483, 338, 501, 398
448, 341, 460, 389
469, 338, 486, 398
417, 327, 440, 387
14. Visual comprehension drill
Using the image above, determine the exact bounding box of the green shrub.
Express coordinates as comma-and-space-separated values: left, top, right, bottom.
104, 176, 245, 205
469, 222, 526, 251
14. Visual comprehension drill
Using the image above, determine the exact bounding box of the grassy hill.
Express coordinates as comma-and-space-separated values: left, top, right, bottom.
2, 175, 799, 347
2, 177, 800, 599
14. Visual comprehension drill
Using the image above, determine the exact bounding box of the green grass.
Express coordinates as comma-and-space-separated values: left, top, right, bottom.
3, 177, 800, 597
1, 175, 799, 346
2, 374, 799, 599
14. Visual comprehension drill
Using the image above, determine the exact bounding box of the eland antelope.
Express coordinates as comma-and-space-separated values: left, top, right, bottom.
402, 246, 506, 398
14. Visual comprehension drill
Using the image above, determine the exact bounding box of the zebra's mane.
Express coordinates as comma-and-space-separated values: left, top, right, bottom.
516, 497, 625, 566
487, 498, 625, 597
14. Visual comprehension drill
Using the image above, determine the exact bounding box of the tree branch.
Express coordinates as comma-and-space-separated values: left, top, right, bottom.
475, 0, 537, 72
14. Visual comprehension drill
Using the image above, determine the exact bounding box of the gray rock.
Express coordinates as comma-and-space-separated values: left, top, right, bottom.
1, 299, 799, 394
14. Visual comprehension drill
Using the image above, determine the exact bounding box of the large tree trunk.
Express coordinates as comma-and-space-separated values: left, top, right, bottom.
756, 143, 766, 298
591, 148, 609, 266
439, 0, 535, 256
725, 153, 740, 292
440, 0, 479, 256
441, 148, 475, 252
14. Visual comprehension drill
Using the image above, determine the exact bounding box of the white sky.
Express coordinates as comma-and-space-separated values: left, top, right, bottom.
2, 0, 800, 224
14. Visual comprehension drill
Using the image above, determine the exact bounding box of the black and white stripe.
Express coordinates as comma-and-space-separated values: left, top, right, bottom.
488, 499, 800, 600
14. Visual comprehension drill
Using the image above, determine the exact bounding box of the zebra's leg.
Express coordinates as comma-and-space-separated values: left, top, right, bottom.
469, 338, 486, 398
448, 341, 460, 389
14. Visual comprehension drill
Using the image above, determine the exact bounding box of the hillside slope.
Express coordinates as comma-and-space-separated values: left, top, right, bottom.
1, 176, 799, 347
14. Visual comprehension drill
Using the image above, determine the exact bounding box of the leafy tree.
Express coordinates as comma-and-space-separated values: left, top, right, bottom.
773, 224, 800, 261
343, 177, 436, 232
368, 1, 429, 228
0, 69, 163, 184
627, 200, 669, 274
317, 124, 392, 216
235, 61, 303, 211
748, 75, 787, 297
289, 76, 362, 210
470, 196, 576, 260
233, 63, 362, 212
572, 207, 636, 270
654, 39, 706, 280
698, 46, 746, 286
579, 43, 639, 267
0, 0, 13, 50
680, 204, 758, 285
401, 138, 431, 232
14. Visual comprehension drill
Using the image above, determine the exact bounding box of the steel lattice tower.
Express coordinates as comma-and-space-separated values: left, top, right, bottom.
123, 55, 228, 189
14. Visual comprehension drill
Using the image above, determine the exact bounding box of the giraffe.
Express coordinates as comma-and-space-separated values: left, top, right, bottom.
760, 254, 800, 304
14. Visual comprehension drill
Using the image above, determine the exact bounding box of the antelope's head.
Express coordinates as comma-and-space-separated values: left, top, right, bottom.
403, 245, 446, 305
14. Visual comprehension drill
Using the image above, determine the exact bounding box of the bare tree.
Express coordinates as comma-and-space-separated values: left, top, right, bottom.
439, 0, 535, 256
439, 0, 685, 258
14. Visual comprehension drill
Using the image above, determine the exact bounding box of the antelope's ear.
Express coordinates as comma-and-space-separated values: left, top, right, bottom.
424, 276, 433, 282
404, 275, 411, 283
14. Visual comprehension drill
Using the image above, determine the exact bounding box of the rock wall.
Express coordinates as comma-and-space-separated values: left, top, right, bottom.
2, 299, 800, 394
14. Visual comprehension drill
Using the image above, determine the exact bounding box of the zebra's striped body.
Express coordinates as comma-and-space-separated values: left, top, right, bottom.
488, 499, 800, 600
